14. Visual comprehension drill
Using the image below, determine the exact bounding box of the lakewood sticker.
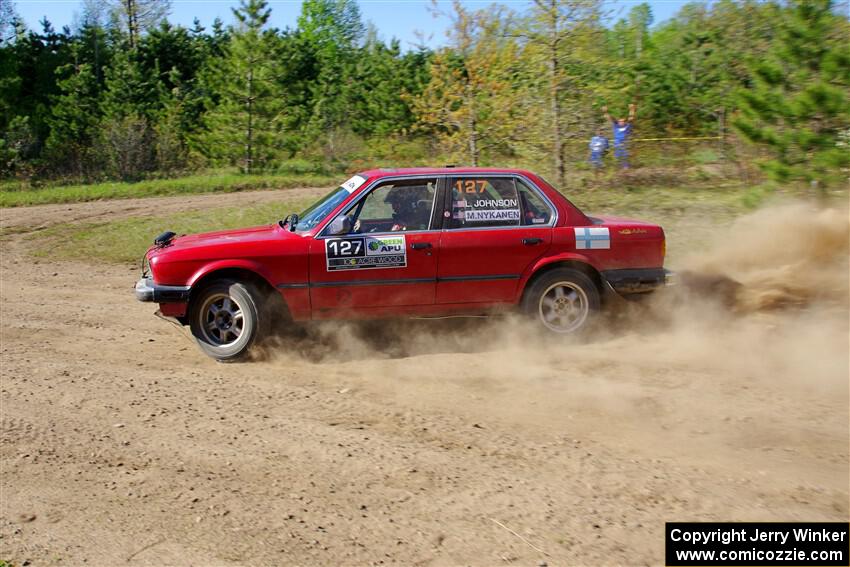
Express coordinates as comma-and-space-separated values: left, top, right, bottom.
574, 227, 610, 249
326, 235, 407, 271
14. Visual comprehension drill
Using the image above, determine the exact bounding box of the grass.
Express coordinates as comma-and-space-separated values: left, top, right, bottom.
31, 196, 316, 264
0, 171, 338, 208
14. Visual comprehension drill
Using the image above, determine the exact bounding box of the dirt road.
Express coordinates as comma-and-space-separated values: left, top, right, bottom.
1, 191, 847, 566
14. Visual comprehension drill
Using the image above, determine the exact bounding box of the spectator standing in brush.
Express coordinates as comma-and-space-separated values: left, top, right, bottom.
603, 103, 637, 169
588, 128, 609, 180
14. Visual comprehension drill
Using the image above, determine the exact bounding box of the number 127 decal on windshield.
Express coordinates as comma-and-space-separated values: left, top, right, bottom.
325, 235, 407, 271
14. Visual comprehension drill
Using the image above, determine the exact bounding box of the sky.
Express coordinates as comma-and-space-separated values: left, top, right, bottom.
13, 0, 696, 49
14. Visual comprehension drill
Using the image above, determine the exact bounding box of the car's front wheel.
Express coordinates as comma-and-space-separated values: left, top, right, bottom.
189, 279, 263, 361
523, 268, 600, 334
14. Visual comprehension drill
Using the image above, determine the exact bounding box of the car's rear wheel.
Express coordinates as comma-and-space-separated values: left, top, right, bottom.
523, 268, 600, 334
189, 279, 263, 361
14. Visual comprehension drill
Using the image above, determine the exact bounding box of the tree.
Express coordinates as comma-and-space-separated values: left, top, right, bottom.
522, 0, 603, 186
98, 49, 165, 179
0, 22, 23, 131
1, 0, 20, 44
347, 31, 430, 138
629, 0, 779, 136
139, 21, 212, 164
45, 58, 102, 177
734, 0, 850, 190
194, 0, 288, 173
0, 115, 36, 177
111, 0, 171, 48
101, 49, 162, 120
155, 69, 188, 172
413, 1, 520, 165
628, 3, 652, 59
297, 0, 364, 154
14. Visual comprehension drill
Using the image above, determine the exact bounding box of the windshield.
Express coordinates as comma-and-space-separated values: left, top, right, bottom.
294, 174, 368, 231
295, 187, 349, 231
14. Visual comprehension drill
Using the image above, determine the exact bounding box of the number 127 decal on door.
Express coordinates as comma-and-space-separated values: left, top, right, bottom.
325, 235, 407, 271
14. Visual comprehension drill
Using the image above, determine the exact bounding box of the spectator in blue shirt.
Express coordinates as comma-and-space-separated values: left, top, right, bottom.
588, 128, 609, 178
603, 103, 636, 169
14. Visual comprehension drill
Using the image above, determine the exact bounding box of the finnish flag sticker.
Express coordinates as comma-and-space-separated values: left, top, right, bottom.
574, 227, 610, 249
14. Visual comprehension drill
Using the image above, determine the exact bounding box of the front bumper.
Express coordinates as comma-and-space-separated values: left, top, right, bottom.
135, 277, 191, 303
601, 268, 675, 294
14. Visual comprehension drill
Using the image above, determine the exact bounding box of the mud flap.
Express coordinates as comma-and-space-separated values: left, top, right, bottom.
600, 277, 629, 307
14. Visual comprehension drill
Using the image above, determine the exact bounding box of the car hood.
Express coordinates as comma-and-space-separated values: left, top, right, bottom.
167, 224, 280, 250
148, 223, 306, 264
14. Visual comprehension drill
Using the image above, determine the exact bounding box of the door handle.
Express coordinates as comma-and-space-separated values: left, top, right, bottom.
522, 238, 543, 246
411, 242, 433, 250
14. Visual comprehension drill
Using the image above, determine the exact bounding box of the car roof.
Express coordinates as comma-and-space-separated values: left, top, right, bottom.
348, 166, 588, 226
359, 167, 535, 178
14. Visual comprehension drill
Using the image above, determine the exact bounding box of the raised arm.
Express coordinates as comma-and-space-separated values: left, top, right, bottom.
602, 105, 613, 123
627, 103, 637, 123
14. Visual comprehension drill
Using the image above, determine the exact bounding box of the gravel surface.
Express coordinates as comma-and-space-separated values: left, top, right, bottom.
1, 192, 847, 566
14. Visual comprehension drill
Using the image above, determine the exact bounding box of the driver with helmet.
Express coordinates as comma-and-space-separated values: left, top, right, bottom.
384, 184, 431, 231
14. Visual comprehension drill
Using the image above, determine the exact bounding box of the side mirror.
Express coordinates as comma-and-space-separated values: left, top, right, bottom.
327, 215, 351, 235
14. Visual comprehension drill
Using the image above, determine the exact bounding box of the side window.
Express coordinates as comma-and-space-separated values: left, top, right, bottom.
516, 179, 553, 226
332, 178, 437, 234
448, 177, 521, 229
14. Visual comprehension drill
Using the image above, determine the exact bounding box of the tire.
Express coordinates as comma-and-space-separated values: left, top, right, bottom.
189, 279, 264, 361
523, 268, 601, 334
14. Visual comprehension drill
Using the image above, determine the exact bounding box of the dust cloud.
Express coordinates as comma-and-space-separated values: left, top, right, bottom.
253, 201, 848, 473
262, 202, 848, 389
682, 203, 849, 311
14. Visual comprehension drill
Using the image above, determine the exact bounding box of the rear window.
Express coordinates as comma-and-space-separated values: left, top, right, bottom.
516, 178, 553, 225
448, 177, 521, 229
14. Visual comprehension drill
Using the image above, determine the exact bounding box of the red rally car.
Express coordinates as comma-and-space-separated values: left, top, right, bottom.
135, 168, 670, 361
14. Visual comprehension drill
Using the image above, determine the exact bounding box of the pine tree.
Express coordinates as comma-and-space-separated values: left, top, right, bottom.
99, 48, 167, 179
348, 32, 429, 138
101, 49, 161, 119
155, 68, 188, 173
194, 0, 287, 173
45, 58, 102, 177
297, 0, 364, 155
734, 0, 850, 190
138, 21, 212, 171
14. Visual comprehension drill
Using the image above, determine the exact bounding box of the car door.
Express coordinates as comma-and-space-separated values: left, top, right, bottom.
436, 175, 555, 305
308, 176, 442, 316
